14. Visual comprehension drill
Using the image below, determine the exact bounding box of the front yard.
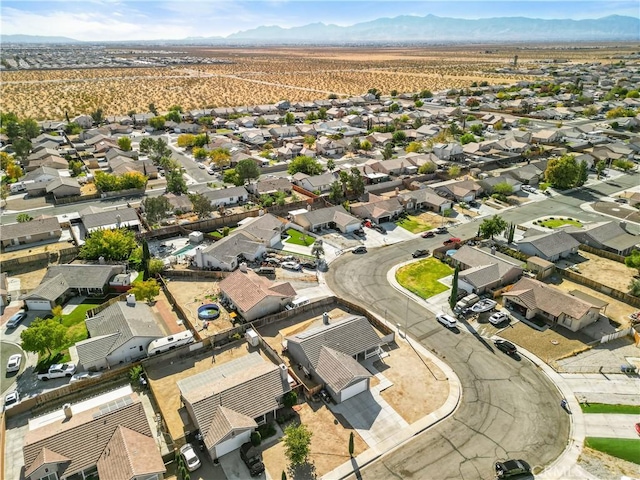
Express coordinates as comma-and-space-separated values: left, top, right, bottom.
395, 214, 434, 234
395, 257, 453, 298
584, 438, 640, 465
284, 228, 315, 246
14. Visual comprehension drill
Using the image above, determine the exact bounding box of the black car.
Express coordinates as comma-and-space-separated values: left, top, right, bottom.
495, 459, 531, 478
412, 249, 430, 258
300, 261, 317, 270
240, 442, 265, 477
372, 224, 387, 234
435, 226, 448, 234
353, 246, 367, 254
494, 339, 517, 355
353, 228, 365, 237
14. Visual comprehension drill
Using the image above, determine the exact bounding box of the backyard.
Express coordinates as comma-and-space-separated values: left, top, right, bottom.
396, 258, 453, 298
284, 228, 315, 246
537, 217, 583, 229
395, 214, 434, 234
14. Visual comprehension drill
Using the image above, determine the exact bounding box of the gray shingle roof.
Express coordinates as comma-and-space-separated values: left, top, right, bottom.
203, 406, 257, 448
40, 264, 124, 290
297, 206, 360, 229
198, 185, 248, 202
286, 316, 381, 368
76, 333, 120, 367
518, 230, 580, 258
452, 246, 522, 278
21, 274, 69, 302
237, 213, 284, 244
315, 346, 371, 393
0, 216, 61, 242
201, 231, 264, 265
459, 264, 502, 289
81, 207, 139, 230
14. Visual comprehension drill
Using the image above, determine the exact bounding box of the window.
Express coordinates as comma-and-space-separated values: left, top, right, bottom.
38, 473, 59, 480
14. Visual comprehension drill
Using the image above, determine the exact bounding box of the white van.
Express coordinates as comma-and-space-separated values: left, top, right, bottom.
285, 296, 310, 311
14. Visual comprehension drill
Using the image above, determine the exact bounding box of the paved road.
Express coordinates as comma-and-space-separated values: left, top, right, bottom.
325, 245, 570, 480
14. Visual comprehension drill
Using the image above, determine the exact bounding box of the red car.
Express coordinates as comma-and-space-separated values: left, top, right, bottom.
635, 423, 640, 436
443, 237, 461, 245
421, 231, 435, 238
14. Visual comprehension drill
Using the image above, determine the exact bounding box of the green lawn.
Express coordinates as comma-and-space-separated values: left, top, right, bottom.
284, 228, 315, 246
585, 437, 640, 465
580, 403, 640, 415
396, 215, 433, 234
396, 258, 453, 299
538, 218, 582, 229
61, 302, 101, 327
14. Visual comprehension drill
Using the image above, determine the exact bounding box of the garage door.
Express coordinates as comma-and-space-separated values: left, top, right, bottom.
214, 430, 252, 458
341, 379, 368, 402
25, 300, 51, 311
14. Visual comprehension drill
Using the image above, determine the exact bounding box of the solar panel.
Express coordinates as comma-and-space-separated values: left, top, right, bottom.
93, 395, 133, 419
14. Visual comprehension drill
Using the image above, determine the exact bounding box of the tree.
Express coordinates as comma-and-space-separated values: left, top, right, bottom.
317, 107, 327, 120
148, 116, 166, 130
193, 133, 208, 148
90, 108, 104, 125
447, 165, 461, 178
392, 130, 407, 144
382, 143, 394, 160
303, 135, 315, 147
624, 250, 640, 276
459, 133, 475, 145
449, 266, 459, 310
165, 110, 181, 123
284, 112, 295, 125
177, 134, 195, 148
577, 160, 589, 186
544, 154, 581, 189
80, 228, 138, 261
189, 193, 212, 218
507, 222, 516, 244
629, 279, 640, 297
148, 258, 165, 277
21, 318, 67, 357
141, 239, 151, 280
236, 158, 261, 184
420, 89, 433, 98
479, 215, 508, 240
143, 196, 172, 224
348, 168, 365, 197
328, 181, 344, 204
148, 103, 158, 116
418, 162, 437, 174
326, 159, 336, 172
406, 141, 422, 153
349, 432, 355, 457
283, 391, 298, 408
360, 140, 372, 151
52, 305, 64, 321
210, 148, 231, 169
0, 184, 10, 205
470, 124, 483, 135
193, 147, 208, 160
166, 168, 188, 194
13, 137, 32, 164
613, 159, 635, 172
287, 156, 323, 176
21, 118, 40, 139
390, 89, 398, 97
130, 278, 160, 303
283, 423, 312, 466
16, 212, 33, 223
139, 137, 155, 154
595, 160, 606, 179
492, 182, 513, 196
117, 136, 132, 151
311, 240, 324, 260
69, 159, 84, 177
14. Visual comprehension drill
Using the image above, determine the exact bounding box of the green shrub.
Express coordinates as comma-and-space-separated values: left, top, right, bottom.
251, 430, 262, 446
258, 423, 277, 439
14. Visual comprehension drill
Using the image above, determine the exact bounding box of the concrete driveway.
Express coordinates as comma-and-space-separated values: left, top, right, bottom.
219, 450, 267, 480
583, 414, 640, 439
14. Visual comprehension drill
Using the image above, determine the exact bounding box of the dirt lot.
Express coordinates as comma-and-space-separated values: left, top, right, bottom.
571, 251, 637, 294
262, 402, 367, 479
164, 278, 234, 335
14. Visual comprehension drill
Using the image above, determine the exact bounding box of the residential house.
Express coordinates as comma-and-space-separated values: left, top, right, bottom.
315, 137, 346, 156
22, 392, 165, 480
247, 178, 294, 196
434, 180, 484, 202
506, 164, 543, 185
292, 172, 337, 194
349, 194, 404, 224
21, 166, 62, 184
276, 143, 302, 160
21, 264, 125, 311
531, 129, 561, 144
370, 158, 414, 176
398, 188, 452, 213
0, 215, 62, 250
178, 352, 290, 459
269, 126, 300, 144
289, 205, 361, 233
80, 206, 141, 234
502, 277, 601, 332
286, 315, 384, 403
193, 232, 265, 271
432, 143, 464, 162
564, 221, 638, 256
517, 230, 580, 262
192, 185, 249, 208
241, 130, 268, 147
365, 132, 393, 146
165, 193, 193, 213
25, 155, 68, 172
174, 122, 200, 134
46, 177, 81, 198
478, 175, 522, 194
219, 269, 295, 321
451, 246, 523, 295
235, 213, 286, 248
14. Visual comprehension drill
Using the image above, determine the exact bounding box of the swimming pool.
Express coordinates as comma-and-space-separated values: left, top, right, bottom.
173, 244, 196, 256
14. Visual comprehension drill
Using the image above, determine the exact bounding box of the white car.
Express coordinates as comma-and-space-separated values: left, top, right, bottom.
6, 354, 22, 373
4, 391, 20, 411
489, 311, 510, 326
281, 261, 301, 271
197, 162, 206, 169
180, 443, 201, 472
436, 313, 457, 328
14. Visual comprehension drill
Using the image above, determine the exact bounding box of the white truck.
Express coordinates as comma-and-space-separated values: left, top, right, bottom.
38, 363, 77, 381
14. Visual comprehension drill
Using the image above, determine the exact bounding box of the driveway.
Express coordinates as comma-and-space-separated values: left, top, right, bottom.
583, 414, 640, 439
219, 450, 266, 480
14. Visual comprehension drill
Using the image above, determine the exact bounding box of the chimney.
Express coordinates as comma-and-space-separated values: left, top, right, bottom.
239, 262, 247, 272
126, 293, 136, 306
279, 364, 288, 381
322, 312, 330, 325
63, 403, 73, 420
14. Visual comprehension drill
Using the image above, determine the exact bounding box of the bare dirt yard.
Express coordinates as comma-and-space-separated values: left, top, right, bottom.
573, 251, 637, 294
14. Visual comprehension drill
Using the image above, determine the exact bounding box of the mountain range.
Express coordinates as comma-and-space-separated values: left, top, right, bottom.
2, 14, 638, 44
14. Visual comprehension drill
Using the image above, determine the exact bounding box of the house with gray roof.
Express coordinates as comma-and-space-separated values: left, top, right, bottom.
73, 296, 164, 370
0, 215, 62, 250
290, 205, 361, 233
247, 178, 293, 196
193, 232, 265, 271
80, 206, 140, 234
517, 230, 580, 262
191, 185, 249, 208
564, 221, 638, 256
285, 315, 385, 403
292, 172, 337, 194
46, 176, 81, 198
235, 213, 286, 247
178, 351, 291, 459
478, 175, 522, 194
451, 245, 523, 295
349, 194, 404, 224
398, 188, 452, 213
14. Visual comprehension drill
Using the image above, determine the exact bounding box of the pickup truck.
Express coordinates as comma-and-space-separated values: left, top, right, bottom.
38, 363, 77, 381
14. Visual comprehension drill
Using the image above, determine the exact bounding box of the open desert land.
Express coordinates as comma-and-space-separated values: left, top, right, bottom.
1, 44, 636, 119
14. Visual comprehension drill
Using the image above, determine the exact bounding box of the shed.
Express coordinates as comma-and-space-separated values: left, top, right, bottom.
526, 256, 555, 279
189, 231, 204, 244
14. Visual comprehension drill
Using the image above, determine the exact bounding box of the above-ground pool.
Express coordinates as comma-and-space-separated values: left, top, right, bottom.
198, 304, 221, 320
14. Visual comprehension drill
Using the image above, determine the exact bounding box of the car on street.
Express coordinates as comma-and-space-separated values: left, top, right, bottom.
494, 339, 517, 355
6, 310, 27, 329
614, 198, 628, 203
443, 237, 461, 245
521, 185, 536, 193
180, 443, 202, 472
206, 167, 215, 175
436, 313, 457, 328
281, 261, 301, 271
495, 459, 531, 478
421, 231, 435, 238
240, 442, 266, 477
38, 363, 77, 381
6, 354, 22, 373
435, 226, 448, 234
197, 162, 205, 169
489, 311, 510, 326
3, 391, 19, 412
353, 246, 367, 254
412, 249, 430, 258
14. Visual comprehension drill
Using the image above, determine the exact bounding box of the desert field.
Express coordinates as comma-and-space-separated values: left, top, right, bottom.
1, 44, 635, 119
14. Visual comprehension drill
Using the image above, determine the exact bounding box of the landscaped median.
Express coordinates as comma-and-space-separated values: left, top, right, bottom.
395, 257, 453, 299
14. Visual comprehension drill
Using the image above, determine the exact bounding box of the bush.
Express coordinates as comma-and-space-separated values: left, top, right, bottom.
258, 423, 277, 439
251, 430, 262, 446
283, 391, 298, 408
230, 333, 242, 342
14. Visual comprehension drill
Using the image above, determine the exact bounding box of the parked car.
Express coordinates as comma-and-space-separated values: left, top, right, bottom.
240, 442, 265, 477
197, 162, 205, 169
281, 255, 298, 262
443, 237, 462, 245
494, 339, 517, 355
521, 185, 536, 193
37, 363, 77, 381
6, 310, 27, 329
488, 311, 510, 326
300, 261, 317, 270
281, 261, 301, 271
353, 228, 366, 238
6, 354, 22, 373
469, 200, 480, 208
614, 198, 628, 203
372, 224, 387, 234
435, 226, 448, 234
436, 313, 457, 328
206, 167, 215, 175
495, 459, 531, 478
3, 391, 19, 412
412, 249, 430, 258
353, 246, 368, 254
421, 231, 435, 238
265, 257, 281, 265
180, 444, 201, 472
320, 389, 332, 404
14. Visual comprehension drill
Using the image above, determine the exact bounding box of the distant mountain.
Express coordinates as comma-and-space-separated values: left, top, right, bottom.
226, 14, 640, 43
1, 34, 82, 44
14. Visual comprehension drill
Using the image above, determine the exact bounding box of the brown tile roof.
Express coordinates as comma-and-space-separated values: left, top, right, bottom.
219, 269, 295, 313
203, 406, 257, 448
24, 447, 70, 478
503, 277, 598, 320
23, 394, 155, 480
316, 346, 371, 393
96, 426, 166, 480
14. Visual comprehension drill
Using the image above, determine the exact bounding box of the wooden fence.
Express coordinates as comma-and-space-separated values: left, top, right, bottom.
86, 292, 129, 318
561, 269, 640, 308
578, 244, 626, 263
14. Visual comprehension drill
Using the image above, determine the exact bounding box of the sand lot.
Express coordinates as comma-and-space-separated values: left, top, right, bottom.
572, 251, 637, 294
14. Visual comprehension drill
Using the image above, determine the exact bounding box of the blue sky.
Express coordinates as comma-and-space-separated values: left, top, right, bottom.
2, 1, 638, 41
